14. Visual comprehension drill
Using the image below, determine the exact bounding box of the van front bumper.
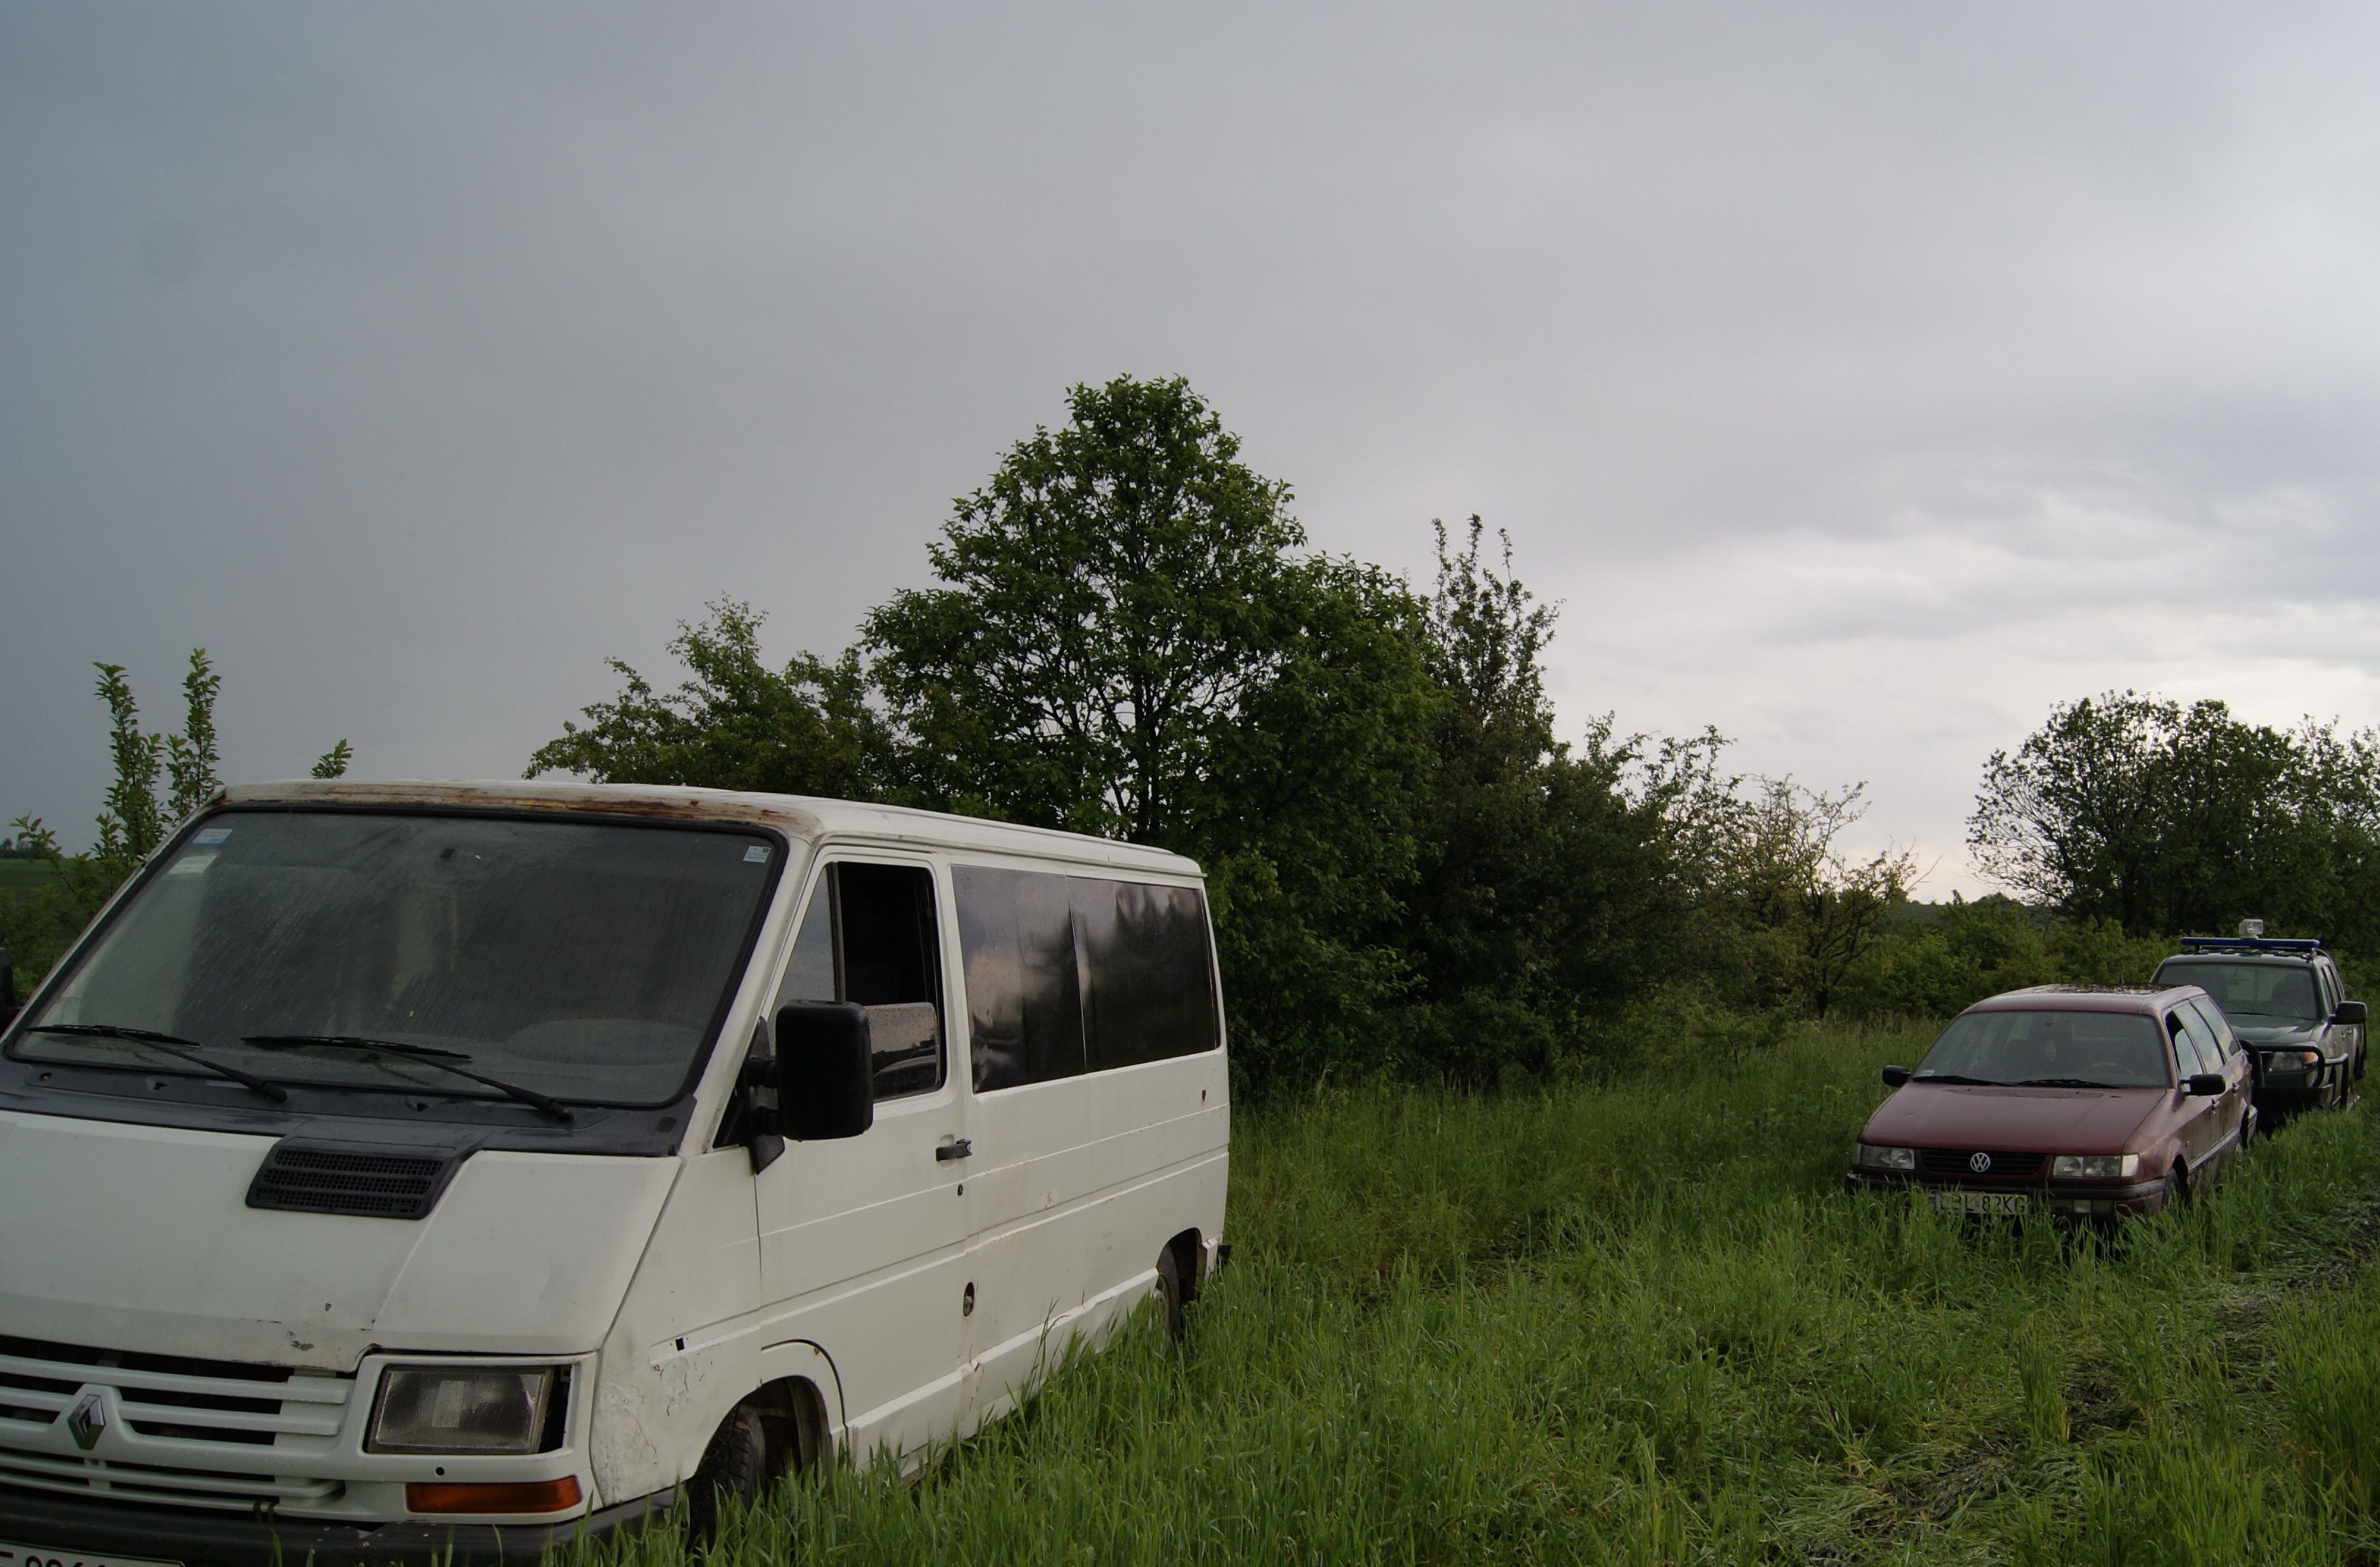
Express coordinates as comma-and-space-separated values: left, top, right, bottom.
0, 1481, 673, 1567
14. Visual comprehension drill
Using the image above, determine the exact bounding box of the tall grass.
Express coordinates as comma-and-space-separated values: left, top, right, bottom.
567, 1023, 2380, 1565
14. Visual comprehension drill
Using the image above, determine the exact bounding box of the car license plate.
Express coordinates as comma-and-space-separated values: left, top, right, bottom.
0, 1542, 181, 1567
1929, 1188, 2029, 1216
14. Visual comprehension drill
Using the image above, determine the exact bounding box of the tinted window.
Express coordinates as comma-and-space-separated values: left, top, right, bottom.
1072, 877, 1220, 1070
953, 866, 1084, 1092
772, 861, 945, 1099
2169, 1011, 2215, 1077
2184, 996, 2238, 1060
13, 810, 777, 1108
2155, 960, 2321, 1023
1915, 1009, 2168, 1089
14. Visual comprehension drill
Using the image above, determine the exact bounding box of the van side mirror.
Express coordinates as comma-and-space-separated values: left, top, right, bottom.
775, 1001, 874, 1140
2185, 1073, 2226, 1097
2334, 1000, 2367, 1028
1881, 1065, 1911, 1087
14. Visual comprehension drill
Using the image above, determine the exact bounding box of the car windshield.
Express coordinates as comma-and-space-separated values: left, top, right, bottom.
9, 808, 780, 1107
2153, 961, 2321, 1023
1913, 1008, 2170, 1089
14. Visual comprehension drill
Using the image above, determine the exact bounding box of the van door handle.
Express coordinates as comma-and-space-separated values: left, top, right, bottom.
936, 1139, 973, 1162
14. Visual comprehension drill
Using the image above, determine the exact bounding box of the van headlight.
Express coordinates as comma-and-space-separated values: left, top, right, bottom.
1856, 1144, 1916, 1170
367, 1366, 561, 1455
2051, 1154, 2139, 1180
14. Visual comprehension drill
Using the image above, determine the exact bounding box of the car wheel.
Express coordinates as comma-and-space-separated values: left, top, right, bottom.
686, 1401, 772, 1541
2164, 1162, 2189, 1212
1154, 1246, 1187, 1342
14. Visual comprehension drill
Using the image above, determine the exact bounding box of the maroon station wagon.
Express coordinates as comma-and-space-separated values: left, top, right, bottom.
1845, 985, 2255, 1218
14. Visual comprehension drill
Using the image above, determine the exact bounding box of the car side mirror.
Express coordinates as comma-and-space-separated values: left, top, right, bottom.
2334, 1000, 2367, 1028
775, 1001, 874, 1140
1881, 1065, 1911, 1087
0, 947, 15, 1031
2185, 1073, 2226, 1097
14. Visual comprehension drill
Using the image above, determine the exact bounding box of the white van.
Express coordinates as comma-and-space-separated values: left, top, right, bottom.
0, 781, 1230, 1564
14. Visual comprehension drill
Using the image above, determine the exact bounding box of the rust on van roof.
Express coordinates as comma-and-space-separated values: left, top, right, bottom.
213, 780, 1204, 876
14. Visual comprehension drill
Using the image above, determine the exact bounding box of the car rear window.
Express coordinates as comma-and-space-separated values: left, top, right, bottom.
1914, 1009, 2169, 1089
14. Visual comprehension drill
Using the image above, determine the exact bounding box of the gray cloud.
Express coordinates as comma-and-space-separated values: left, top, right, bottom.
5, 4, 2378, 894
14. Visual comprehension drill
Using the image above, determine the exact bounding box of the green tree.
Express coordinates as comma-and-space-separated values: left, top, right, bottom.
4, 652, 356, 989
1969, 692, 2371, 938
865, 376, 1437, 1086
528, 599, 890, 799
1394, 520, 1694, 1079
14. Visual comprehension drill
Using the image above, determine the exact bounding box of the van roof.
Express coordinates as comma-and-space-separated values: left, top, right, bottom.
215, 780, 1205, 877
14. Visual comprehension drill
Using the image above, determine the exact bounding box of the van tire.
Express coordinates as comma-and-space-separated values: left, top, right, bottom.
1154, 1247, 1186, 1342
686, 1402, 770, 1541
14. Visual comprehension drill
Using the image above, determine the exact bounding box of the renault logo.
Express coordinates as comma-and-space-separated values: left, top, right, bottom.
1969, 1152, 1993, 1174
65, 1390, 107, 1452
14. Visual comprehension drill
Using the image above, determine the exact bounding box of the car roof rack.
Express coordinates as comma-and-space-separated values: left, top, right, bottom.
2175, 936, 2324, 954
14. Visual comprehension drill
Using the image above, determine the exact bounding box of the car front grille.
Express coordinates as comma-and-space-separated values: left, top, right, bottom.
0, 1334, 351, 1512
1919, 1148, 2046, 1178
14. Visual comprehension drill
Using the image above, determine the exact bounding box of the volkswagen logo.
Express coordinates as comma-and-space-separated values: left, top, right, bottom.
65, 1389, 107, 1452
1969, 1152, 1993, 1174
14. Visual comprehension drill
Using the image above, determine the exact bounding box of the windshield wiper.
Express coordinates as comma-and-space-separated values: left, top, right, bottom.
1911, 1073, 2000, 1086
2013, 1077, 2109, 1088
241, 1034, 574, 1122
28, 1023, 288, 1105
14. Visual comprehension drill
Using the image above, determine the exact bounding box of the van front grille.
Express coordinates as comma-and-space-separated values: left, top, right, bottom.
246, 1141, 463, 1219
0, 1334, 351, 1452
0, 1447, 343, 1512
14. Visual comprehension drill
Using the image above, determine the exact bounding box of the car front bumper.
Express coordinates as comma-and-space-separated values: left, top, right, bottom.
0, 1481, 674, 1567
1842, 1169, 2172, 1216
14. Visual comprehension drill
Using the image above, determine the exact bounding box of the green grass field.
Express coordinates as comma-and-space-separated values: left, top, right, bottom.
568, 1023, 2380, 1566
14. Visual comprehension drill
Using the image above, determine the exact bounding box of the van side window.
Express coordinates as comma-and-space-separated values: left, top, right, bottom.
954, 866, 1220, 1092
952, 866, 1084, 1092
774, 861, 945, 1100
1072, 877, 1220, 1070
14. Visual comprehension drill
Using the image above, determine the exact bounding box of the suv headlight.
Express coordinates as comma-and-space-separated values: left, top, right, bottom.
1856, 1144, 1916, 1170
2051, 1154, 2139, 1180
368, 1366, 562, 1455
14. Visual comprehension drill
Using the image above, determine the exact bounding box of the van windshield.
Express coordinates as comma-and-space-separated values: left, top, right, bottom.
1914, 1009, 2170, 1089
10, 808, 779, 1108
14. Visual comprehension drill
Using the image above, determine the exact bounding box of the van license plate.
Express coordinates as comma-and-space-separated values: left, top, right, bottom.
1930, 1189, 2028, 1216
0, 1542, 180, 1567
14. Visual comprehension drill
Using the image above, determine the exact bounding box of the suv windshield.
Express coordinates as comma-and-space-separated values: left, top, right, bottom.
1914, 1009, 2169, 1089
2153, 960, 2321, 1023
9, 808, 780, 1108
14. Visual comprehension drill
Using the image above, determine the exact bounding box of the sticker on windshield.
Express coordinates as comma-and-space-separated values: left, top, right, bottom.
744, 845, 772, 863
194, 827, 233, 845
166, 852, 218, 877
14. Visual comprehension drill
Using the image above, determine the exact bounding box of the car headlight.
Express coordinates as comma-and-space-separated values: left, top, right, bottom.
1856, 1144, 1916, 1170
2051, 1154, 2140, 1180
368, 1366, 562, 1455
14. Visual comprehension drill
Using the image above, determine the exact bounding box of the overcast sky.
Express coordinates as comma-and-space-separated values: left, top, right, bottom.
6, 4, 2378, 893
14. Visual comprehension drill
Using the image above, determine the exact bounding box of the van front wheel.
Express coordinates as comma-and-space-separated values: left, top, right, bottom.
686, 1402, 770, 1540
